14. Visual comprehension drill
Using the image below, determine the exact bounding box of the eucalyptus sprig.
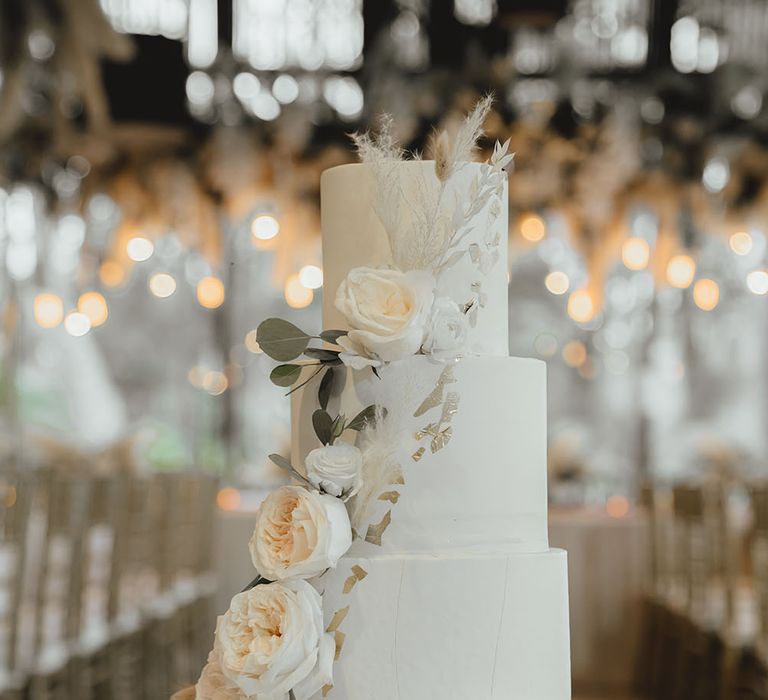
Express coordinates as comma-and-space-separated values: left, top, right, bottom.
311, 404, 379, 445
257, 318, 347, 398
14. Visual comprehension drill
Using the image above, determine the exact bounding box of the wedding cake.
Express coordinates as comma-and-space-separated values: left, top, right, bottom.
189, 99, 570, 700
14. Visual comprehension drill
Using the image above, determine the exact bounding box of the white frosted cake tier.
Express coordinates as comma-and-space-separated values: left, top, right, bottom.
321, 161, 509, 356
312, 548, 571, 700
292, 355, 549, 555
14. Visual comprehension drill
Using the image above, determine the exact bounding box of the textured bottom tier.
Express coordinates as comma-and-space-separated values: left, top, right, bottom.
314, 548, 570, 700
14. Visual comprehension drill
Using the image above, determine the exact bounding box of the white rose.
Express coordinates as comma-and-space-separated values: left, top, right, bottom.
305, 443, 363, 498
249, 485, 352, 581
214, 579, 334, 700
422, 297, 469, 358
195, 651, 246, 699
335, 266, 435, 365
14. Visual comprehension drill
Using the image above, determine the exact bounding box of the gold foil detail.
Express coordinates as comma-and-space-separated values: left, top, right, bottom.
322, 684, 333, 697
342, 565, 368, 594
327, 606, 350, 633
365, 510, 392, 546
378, 491, 400, 503
412, 446, 425, 462
334, 631, 346, 660
390, 470, 405, 485
413, 365, 456, 417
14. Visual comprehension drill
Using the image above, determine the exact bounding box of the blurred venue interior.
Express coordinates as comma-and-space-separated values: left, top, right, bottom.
0, 0, 767, 699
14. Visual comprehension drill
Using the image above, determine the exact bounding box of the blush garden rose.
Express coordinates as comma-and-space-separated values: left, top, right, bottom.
305, 443, 363, 498
249, 485, 352, 581
194, 651, 246, 699
335, 266, 434, 367
214, 579, 334, 700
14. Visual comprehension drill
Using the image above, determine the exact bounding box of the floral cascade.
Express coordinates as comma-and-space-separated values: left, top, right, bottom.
186, 97, 511, 700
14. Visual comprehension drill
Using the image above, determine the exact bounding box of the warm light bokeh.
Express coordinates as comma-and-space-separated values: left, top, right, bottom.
77, 291, 108, 327
197, 276, 225, 309
64, 311, 92, 337
519, 213, 546, 242
126, 236, 154, 262
34, 293, 64, 329
245, 329, 262, 353
299, 264, 324, 289
666, 254, 696, 289
99, 261, 126, 288
621, 237, 650, 271
747, 269, 768, 295
729, 231, 753, 256
567, 289, 595, 323
251, 214, 280, 241
693, 278, 720, 311
545, 271, 570, 295
217, 487, 241, 511
149, 272, 177, 298
285, 273, 314, 308
562, 340, 588, 367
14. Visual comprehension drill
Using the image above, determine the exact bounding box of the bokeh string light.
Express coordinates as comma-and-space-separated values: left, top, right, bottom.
126, 236, 154, 262
666, 254, 696, 289
545, 271, 570, 295
196, 276, 225, 309
149, 272, 177, 298
284, 273, 314, 308
621, 237, 650, 271
298, 265, 323, 289
33, 293, 64, 329
64, 311, 92, 337
99, 261, 126, 288
519, 213, 546, 242
746, 269, 768, 295
729, 231, 753, 256
567, 289, 595, 323
77, 292, 108, 327
251, 214, 280, 241
693, 278, 720, 311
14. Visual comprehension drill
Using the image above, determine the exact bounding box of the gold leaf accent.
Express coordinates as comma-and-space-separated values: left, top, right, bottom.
439, 392, 460, 424
430, 426, 453, 453
342, 565, 368, 594
390, 469, 405, 485
413, 365, 456, 417
378, 490, 400, 503
412, 447, 425, 462
334, 631, 346, 660
365, 510, 392, 546
326, 606, 350, 633
322, 684, 333, 697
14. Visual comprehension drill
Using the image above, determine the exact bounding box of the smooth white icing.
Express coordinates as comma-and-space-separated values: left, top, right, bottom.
291, 355, 549, 555
320, 161, 509, 356
313, 549, 571, 700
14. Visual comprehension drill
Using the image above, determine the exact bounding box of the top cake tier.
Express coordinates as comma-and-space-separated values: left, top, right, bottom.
320, 161, 509, 356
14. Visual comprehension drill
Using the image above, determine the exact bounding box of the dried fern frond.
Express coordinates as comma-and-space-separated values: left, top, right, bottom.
349, 405, 402, 532
445, 94, 494, 178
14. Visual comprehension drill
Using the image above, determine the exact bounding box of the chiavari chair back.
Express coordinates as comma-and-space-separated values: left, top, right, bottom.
0, 467, 34, 699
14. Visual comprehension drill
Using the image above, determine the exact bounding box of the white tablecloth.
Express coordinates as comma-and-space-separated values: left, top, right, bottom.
550, 507, 649, 694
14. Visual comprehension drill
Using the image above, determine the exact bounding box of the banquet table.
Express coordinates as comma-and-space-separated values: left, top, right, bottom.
213, 496, 649, 695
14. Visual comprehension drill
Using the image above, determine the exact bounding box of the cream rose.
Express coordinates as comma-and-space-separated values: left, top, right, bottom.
422, 297, 469, 358
214, 579, 334, 700
249, 485, 352, 581
335, 266, 435, 365
195, 651, 246, 699
305, 444, 363, 498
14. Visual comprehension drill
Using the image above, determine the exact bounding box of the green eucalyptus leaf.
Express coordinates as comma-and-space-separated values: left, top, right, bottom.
304, 348, 342, 364
320, 330, 347, 345
257, 318, 311, 362
312, 409, 333, 445
318, 367, 336, 411
269, 364, 302, 387
268, 453, 294, 472
330, 414, 346, 443
268, 454, 313, 487
347, 404, 377, 432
